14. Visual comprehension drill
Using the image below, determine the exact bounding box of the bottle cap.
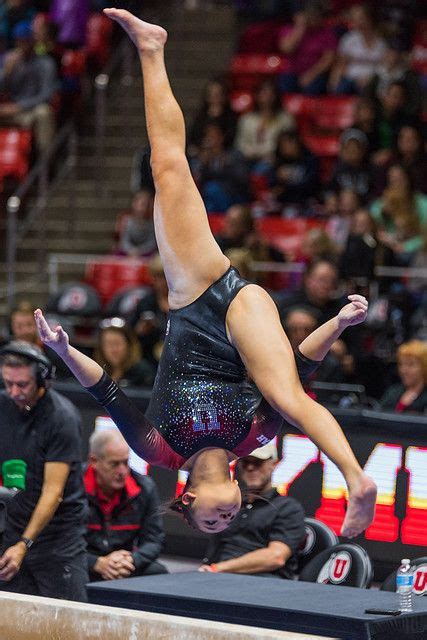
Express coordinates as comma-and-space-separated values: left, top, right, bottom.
401, 558, 410, 564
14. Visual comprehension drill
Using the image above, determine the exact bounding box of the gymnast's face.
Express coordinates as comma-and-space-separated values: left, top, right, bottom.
184, 480, 241, 533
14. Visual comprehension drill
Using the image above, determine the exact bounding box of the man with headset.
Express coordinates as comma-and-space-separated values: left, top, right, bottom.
0, 341, 88, 601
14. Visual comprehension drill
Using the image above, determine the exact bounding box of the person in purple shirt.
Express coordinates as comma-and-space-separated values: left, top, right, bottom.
278, 1, 337, 96
50, 0, 90, 48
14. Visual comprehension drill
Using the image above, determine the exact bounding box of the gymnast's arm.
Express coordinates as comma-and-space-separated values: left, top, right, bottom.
297, 294, 368, 365
34, 309, 183, 469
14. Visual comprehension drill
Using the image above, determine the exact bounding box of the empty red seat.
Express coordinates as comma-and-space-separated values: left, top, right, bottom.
85, 258, 152, 305
412, 45, 427, 75
303, 133, 340, 157
308, 96, 356, 132
230, 90, 254, 114
257, 217, 325, 255
0, 128, 32, 186
282, 94, 315, 117
86, 13, 113, 69
61, 49, 87, 78
230, 54, 290, 90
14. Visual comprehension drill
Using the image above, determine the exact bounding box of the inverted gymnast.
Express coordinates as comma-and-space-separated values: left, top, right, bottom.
34, 7, 376, 537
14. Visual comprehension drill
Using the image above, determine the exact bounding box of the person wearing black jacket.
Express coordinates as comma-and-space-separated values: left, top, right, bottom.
85, 429, 167, 581
199, 442, 305, 579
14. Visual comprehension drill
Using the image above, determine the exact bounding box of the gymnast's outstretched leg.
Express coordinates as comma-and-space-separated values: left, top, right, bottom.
104, 8, 376, 538
104, 8, 228, 309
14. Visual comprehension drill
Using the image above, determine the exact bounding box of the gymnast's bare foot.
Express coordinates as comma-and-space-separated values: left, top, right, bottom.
341, 472, 377, 538
103, 8, 167, 53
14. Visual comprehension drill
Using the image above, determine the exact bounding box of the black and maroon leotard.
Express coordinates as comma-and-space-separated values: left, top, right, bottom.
87, 267, 320, 470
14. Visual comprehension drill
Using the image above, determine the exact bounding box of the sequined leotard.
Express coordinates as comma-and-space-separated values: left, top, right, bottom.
88, 267, 320, 470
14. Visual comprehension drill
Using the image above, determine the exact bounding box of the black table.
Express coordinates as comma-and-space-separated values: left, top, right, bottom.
87, 572, 427, 640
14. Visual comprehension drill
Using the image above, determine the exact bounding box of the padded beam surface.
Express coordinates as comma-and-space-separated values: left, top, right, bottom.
0, 591, 334, 640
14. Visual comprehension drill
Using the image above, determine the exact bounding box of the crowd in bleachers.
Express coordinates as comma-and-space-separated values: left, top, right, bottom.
0, 0, 113, 186
1, 0, 426, 413
106, 1, 427, 411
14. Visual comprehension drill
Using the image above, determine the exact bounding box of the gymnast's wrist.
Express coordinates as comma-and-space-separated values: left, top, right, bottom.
209, 563, 219, 572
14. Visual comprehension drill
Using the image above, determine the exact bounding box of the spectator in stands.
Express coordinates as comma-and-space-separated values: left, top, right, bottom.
329, 4, 387, 94
0, 342, 88, 600
32, 13, 60, 66
0, 20, 57, 153
188, 77, 237, 153
94, 318, 155, 388
85, 429, 167, 582
325, 188, 361, 251
199, 442, 305, 579
114, 188, 157, 257
130, 254, 169, 365
339, 208, 378, 281
271, 129, 319, 206
374, 81, 415, 156
0, 0, 35, 49
379, 340, 427, 414
282, 304, 357, 385
278, 0, 337, 96
375, 124, 427, 193
235, 79, 295, 167
330, 129, 372, 200
278, 259, 341, 325
225, 247, 254, 281
370, 164, 427, 261
351, 98, 380, 155
9, 301, 41, 346
50, 0, 90, 49
365, 39, 423, 119
297, 228, 338, 265
215, 204, 284, 262
192, 123, 250, 213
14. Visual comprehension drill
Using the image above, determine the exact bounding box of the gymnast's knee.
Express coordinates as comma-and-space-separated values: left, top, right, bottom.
150, 149, 189, 182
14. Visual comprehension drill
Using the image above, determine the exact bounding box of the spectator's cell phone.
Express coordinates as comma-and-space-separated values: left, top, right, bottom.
365, 608, 402, 616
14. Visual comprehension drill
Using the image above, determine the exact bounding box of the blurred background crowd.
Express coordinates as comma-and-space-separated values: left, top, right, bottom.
0, 0, 426, 414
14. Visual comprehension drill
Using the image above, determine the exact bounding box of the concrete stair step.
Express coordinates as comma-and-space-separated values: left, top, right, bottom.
18, 237, 112, 253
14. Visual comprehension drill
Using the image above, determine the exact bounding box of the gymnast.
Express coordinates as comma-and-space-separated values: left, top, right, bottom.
34, 7, 376, 537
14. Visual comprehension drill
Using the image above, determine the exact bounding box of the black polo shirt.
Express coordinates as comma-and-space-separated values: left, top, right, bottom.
0, 389, 86, 557
206, 489, 305, 579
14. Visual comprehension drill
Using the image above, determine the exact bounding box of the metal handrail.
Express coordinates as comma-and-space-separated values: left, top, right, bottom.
5, 122, 78, 310
47, 253, 427, 298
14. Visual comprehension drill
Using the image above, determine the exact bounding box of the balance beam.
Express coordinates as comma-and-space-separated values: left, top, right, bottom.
0, 591, 336, 640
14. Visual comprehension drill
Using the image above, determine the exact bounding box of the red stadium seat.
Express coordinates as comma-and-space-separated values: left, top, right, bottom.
257, 217, 325, 254
412, 45, 427, 75
307, 96, 356, 132
230, 90, 254, 114
0, 128, 32, 187
86, 13, 113, 69
85, 258, 152, 305
303, 134, 340, 157
61, 49, 87, 78
230, 54, 290, 90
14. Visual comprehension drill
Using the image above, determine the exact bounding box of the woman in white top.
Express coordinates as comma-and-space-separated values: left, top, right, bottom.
235, 79, 295, 165
329, 4, 386, 95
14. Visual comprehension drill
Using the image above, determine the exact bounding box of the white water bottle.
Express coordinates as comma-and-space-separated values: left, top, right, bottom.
396, 558, 414, 612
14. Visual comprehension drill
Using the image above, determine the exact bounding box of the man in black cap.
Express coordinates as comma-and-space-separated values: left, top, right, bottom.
199, 442, 305, 579
0, 341, 88, 601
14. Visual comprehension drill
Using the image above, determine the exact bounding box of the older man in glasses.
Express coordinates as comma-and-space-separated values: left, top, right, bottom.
199, 442, 305, 579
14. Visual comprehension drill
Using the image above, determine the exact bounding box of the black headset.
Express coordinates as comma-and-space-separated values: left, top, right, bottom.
0, 341, 54, 387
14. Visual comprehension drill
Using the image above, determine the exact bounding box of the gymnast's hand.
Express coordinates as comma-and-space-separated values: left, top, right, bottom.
34, 308, 70, 357
337, 294, 368, 329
